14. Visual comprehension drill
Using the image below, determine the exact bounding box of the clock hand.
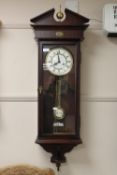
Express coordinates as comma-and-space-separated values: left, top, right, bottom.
53, 53, 61, 66
53, 61, 58, 66
57, 51, 61, 63
58, 55, 61, 63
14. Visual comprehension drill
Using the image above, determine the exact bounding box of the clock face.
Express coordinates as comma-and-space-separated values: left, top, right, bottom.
45, 48, 73, 76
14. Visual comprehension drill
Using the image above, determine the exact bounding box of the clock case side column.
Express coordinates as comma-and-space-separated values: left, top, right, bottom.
75, 42, 81, 139
37, 40, 44, 137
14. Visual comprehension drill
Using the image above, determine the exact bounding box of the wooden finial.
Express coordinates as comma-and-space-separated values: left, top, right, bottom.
56, 4, 64, 20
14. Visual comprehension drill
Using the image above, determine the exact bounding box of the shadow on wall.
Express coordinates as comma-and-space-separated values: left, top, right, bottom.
81, 29, 103, 96
81, 28, 117, 97
108, 36, 117, 45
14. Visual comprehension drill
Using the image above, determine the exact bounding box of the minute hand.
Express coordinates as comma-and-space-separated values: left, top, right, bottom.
57, 53, 61, 63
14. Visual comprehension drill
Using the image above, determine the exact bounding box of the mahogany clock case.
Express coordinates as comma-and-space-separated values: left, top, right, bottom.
31, 8, 89, 170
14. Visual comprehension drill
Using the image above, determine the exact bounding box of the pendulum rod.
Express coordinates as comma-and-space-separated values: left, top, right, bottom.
56, 77, 62, 108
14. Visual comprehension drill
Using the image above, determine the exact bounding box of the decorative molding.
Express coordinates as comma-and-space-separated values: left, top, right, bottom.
1, 23, 31, 29
82, 96, 117, 102
1, 24, 102, 30
0, 95, 117, 102
0, 19, 102, 30
0, 96, 37, 102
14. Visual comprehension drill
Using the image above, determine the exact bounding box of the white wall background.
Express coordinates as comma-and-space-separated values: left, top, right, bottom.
0, 0, 117, 175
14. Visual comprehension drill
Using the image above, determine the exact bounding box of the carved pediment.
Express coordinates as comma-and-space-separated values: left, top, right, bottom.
30, 8, 89, 27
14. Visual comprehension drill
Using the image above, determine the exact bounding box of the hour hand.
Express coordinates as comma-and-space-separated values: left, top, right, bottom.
53, 61, 58, 66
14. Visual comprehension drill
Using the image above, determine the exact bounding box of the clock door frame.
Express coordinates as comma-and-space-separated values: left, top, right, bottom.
38, 40, 81, 139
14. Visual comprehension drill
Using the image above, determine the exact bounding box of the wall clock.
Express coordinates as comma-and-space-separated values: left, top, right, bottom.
31, 8, 89, 171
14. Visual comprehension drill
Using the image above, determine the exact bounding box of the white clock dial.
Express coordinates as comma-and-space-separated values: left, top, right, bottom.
45, 48, 73, 76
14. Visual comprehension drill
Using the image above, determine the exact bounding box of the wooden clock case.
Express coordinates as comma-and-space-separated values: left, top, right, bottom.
31, 8, 89, 170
